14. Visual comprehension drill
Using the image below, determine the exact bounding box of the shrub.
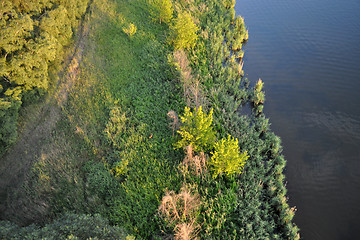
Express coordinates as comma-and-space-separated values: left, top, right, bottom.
0, 213, 128, 239
149, 0, 173, 24
104, 105, 128, 149
180, 145, 207, 177
169, 11, 198, 50
174, 106, 216, 152
252, 78, 265, 109
122, 23, 137, 37
209, 135, 249, 178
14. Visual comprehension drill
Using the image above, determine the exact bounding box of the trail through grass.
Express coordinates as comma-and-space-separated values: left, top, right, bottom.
1, 1, 182, 235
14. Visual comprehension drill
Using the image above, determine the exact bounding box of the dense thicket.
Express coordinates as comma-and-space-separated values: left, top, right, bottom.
184, 0, 300, 238
0, 213, 130, 239
0, 0, 89, 154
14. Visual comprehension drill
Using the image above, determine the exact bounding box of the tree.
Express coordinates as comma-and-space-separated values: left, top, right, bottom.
0, 0, 90, 154
0, 87, 22, 154
169, 11, 198, 50
149, 0, 173, 24
175, 106, 216, 152
209, 135, 248, 178
39, 5, 73, 48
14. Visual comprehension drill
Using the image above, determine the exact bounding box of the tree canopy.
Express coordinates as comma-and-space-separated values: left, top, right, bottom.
0, 0, 89, 153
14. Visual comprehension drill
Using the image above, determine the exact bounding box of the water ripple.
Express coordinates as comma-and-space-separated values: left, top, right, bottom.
237, 0, 360, 239
302, 111, 360, 141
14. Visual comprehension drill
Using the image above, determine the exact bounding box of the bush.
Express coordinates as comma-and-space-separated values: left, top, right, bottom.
158, 185, 201, 239
169, 11, 198, 50
122, 23, 137, 37
209, 135, 249, 178
104, 105, 128, 150
149, 0, 173, 24
252, 78, 265, 114
0, 213, 129, 239
175, 106, 216, 152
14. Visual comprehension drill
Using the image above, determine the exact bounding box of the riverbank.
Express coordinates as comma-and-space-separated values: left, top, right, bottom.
0, 0, 299, 239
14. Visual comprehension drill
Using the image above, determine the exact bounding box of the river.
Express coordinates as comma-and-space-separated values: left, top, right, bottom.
235, 0, 360, 239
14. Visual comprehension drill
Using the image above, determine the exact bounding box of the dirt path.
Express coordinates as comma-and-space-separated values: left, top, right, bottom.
0, 6, 91, 224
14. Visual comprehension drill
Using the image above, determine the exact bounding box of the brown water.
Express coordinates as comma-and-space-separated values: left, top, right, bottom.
235, 0, 360, 239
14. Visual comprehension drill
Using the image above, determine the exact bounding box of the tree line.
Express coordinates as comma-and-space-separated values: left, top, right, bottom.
0, 0, 89, 154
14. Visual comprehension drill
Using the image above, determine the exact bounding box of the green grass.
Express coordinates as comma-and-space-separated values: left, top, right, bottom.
1, 0, 299, 239
2, 0, 184, 237
58, 0, 184, 237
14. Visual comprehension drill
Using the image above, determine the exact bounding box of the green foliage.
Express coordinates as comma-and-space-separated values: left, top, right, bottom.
104, 105, 128, 149
169, 11, 198, 50
231, 16, 248, 51
252, 78, 265, 114
255, 78, 264, 92
224, 0, 236, 9
103, 105, 145, 177
175, 106, 216, 152
0, 0, 299, 239
0, 0, 88, 91
149, 0, 173, 24
254, 82, 265, 105
209, 135, 249, 178
72, 1, 184, 237
0, 0, 90, 154
200, 182, 239, 239
0, 213, 128, 239
83, 162, 121, 217
187, 0, 299, 238
0, 86, 22, 154
39, 6, 73, 47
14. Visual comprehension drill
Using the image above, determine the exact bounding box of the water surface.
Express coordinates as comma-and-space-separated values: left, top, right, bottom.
235, 0, 360, 239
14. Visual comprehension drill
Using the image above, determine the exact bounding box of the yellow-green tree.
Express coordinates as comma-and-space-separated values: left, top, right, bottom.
0, 0, 89, 152
169, 11, 198, 50
209, 135, 249, 178
149, 0, 173, 24
175, 106, 216, 152
39, 6, 73, 47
